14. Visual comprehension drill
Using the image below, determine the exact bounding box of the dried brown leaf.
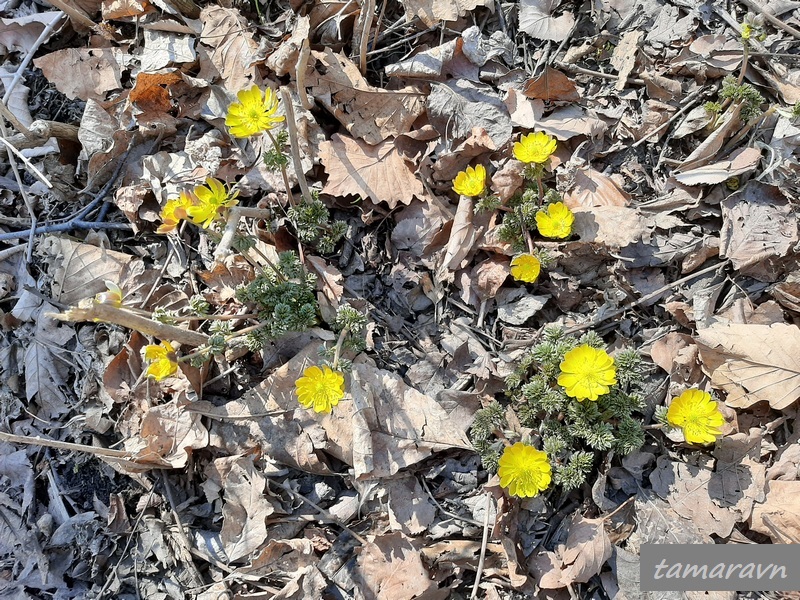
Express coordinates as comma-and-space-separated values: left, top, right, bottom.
203, 455, 276, 562
42, 236, 135, 305
572, 206, 645, 247
719, 181, 797, 278
610, 30, 642, 91
522, 66, 579, 102
307, 49, 425, 144
34, 47, 125, 101
198, 6, 259, 91
563, 167, 630, 207
560, 514, 613, 585
352, 532, 440, 599
750, 480, 800, 542
519, 0, 575, 41
319, 134, 425, 208
695, 321, 800, 410
399, 0, 492, 27
649, 455, 739, 537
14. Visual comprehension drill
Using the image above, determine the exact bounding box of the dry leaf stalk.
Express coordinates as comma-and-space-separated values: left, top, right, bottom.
47, 300, 209, 347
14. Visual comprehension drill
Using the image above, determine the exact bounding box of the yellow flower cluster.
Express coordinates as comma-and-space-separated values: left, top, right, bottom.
667, 389, 725, 445
225, 86, 284, 138
295, 365, 346, 414
157, 178, 238, 233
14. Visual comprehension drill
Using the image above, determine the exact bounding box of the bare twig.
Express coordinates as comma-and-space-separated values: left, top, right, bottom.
357, 0, 376, 74
268, 479, 368, 545
47, 300, 210, 347
279, 87, 313, 204
554, 60, 645, 86
564, 260, 730, 335
0, 137, 53, 188
470, 492, 493, 600
631, 86, 708, 149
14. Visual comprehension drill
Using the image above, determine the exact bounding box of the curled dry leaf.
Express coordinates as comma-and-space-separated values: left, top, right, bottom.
674, 147, 762, 186
438, 194, 484, 276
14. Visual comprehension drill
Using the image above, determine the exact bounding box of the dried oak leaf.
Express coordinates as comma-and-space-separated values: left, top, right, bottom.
352, 532, 441, 599
427, 79, 512, 147
203, 455, 276, 563
307, 48, 425, 144
560, 514, 613, 585
319, 133, 425, 208
198, 6, 259, 91
750, 480, 800, 542
519, 0, 575, 42
34, 47, 125, 101
649, 455, 739, 538
695, 321, 800, 410
522, 66, 579, 102
719, 181, 797, 279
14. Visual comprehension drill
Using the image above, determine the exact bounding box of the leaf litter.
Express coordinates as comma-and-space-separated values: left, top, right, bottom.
2, 0, 800, 596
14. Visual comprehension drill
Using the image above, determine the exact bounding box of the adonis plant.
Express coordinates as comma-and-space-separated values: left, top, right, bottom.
137, 85, 352, 415
470, 326, 646, 495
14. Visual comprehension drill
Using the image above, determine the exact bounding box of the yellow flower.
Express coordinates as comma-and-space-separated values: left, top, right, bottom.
536, 202, 575, 239
452, 164, 486, 197
94, 280, 124, 307
225, 86, 284, 138
513, 131, 557, 164
558, 345, 617, 401
667, 389, 725, 445
186, 178, 238, 229
144, 341, 178, 381
295, 365, 345, 414
741, 23, 752, 40
510, 253, 541, 283
157, 191, 195, 234
497, 442, 552, 498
